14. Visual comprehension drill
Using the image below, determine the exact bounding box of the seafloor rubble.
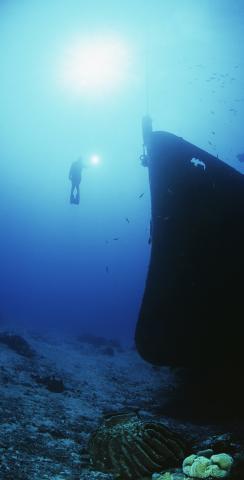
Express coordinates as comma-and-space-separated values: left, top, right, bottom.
0, 329, 243, 479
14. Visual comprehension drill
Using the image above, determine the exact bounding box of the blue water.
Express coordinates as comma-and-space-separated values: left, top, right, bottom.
0, 0, 243, 342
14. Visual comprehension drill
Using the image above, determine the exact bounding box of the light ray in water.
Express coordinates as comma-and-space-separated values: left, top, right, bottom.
58, 37, 130, 96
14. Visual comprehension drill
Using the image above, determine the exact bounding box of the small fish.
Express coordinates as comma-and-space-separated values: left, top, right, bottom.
125, 218, 130, 223
139, 193, 145, 198
105, 266, 109, 273
208, 141, 213, 145
210, 110, 215, 114
113, 238, 119, 241
211, 131, 215, 135
191, 158, 206, 171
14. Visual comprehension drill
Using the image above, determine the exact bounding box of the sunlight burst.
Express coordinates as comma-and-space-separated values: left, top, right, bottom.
59, 37, 130, 95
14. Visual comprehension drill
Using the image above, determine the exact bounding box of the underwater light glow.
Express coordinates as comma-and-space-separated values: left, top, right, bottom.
90, 154, 101, 165
59, 37, 130, 95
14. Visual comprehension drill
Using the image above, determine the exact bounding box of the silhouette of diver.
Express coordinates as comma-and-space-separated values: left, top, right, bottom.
69, 157, 83, 204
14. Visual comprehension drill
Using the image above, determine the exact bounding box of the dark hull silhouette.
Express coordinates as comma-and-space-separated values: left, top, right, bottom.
135, 131, 244, 368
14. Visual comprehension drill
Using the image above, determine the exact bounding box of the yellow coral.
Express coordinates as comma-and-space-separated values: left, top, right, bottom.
211, 453, 233, 471
182, 452, 233, 478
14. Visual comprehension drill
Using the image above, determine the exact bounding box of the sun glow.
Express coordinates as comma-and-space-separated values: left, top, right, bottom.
59, 37, 130, 96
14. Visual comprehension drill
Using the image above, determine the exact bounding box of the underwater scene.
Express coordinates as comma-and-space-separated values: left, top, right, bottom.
0, 0, 244, 478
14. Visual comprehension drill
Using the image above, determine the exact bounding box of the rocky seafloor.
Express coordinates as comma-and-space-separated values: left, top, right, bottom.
0, 329, 243, 480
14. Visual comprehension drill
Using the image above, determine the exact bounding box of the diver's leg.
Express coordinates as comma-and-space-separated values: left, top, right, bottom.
72, 184, 79, 204
76, 183, 80, 204
70, 182, 75, 203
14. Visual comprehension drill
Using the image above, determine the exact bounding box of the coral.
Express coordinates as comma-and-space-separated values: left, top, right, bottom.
183, 455, 211, 478
88, 413, 187, 480
182, 452, 233, 478
210, 454, 233, 470
158, 473, 172, 480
